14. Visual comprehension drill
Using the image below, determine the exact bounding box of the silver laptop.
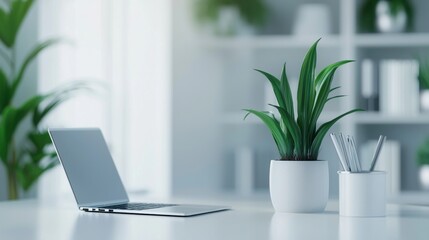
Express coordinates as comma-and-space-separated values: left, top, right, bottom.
49, 128, 228, 217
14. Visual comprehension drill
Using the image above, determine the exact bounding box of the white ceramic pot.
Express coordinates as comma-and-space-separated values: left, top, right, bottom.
419, 165, 429, 190
269, 160, 329, 213
420, 90, 429, 112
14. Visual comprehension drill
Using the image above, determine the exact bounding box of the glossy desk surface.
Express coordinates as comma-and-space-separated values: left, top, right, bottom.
1, 195, 429, 240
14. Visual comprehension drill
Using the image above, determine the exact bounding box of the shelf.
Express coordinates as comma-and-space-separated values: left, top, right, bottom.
355, 33, 429, 47
200, 35, 341, 49
221, 111, 341, 125
354, 113, 429, 124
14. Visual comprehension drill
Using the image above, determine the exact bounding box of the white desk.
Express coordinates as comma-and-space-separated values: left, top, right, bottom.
1, 197, 429, 240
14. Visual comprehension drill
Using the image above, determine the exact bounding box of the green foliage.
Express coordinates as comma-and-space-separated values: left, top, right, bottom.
418, 56, 429, 89
417, 138, 429, 166
359, 0, 413, 33
194, 0, 267, 27
0, 0, 90, 198
0, 0, 34, 47
244, 40, 363, 160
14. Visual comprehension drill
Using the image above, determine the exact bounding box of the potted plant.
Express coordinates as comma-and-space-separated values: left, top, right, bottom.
0, 0, 90, 200
359, 0, 413, 33
194, 0, 267, 36
244, 39, 362, 213
418, 56, 429, 112
417, 138, 429, 190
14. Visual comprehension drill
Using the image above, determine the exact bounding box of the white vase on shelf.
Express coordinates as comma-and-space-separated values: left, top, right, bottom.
292, 4, 332, 36
216, 6, 255, 36
376, 0, 407, 33
420, 90, 429, 112
419, 165, 429, 190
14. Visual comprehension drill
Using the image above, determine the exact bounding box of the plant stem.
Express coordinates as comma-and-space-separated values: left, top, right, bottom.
7, 169, 18, 200
7, 141, 19, 200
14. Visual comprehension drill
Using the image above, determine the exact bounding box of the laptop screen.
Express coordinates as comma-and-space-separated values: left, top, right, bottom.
49, 128, 129, 207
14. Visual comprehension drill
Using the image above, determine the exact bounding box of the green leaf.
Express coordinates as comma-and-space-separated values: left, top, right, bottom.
0, 6, 12, 47
16, 95, 46, 121
0, 107, 17, 161
5, 0, 34, 47
17, 161, 58, 191
329, 86, 341, 93
32, 82, 93, 127
326, 95, 346, 102
1, 107, 17, 142
11, 39, 61, 100
280, 63, 295, 119
309, 60, 353, 139
255, 69, 286, 108
271, 114, 291, 159
419, 57, 429, 89
297, 38, 320, 155
269, 104, 302, 158
244, 109, 288, 158
0, 69, 10, 113
310, 109, 364, 158
315, 60, 354, 90
0, 95, 46, 161
28, 131, 52, 150
16, 146, 59, 191
32, 96, 67, 127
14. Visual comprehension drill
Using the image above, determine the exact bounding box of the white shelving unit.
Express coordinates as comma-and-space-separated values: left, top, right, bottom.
354, 113, 429, 125
200, 35, 341, 49
355, 33, 429, 47
173, 0, 429, 196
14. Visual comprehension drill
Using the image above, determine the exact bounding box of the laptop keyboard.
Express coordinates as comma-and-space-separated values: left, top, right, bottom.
105, 203, 177, 211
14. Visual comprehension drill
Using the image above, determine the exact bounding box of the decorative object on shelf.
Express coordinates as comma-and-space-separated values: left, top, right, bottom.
243, 39, 362, 213
359, 0, 413, 33
379, 59, 419, 115
417, 138, 429, 190
361, 59, 378, 111
292, 4, 332, 36
0, 0, 91, 200
360, 139, 401, 195
418, 56, 429, 112
194, 0, 267, 36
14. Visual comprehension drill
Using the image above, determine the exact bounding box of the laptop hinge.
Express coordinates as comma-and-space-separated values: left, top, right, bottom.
80, 199, 129, 208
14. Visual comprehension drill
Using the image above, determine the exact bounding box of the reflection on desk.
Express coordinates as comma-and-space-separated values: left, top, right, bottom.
1, 199, 429, 240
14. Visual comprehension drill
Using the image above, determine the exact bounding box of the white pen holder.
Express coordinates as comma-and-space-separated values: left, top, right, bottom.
338, 171, 386, 217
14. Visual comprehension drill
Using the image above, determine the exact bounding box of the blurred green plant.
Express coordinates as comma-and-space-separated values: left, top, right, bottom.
244, 39, 363, 160
359, 0, 413, 33
417, 138, 429, 165
0, 0, 90, 199
195, 0, 267, 27
418, 56, 429, 89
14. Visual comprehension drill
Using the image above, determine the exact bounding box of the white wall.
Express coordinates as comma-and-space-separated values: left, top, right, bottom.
171, 0, 224, 195
37, 0, 173, 201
